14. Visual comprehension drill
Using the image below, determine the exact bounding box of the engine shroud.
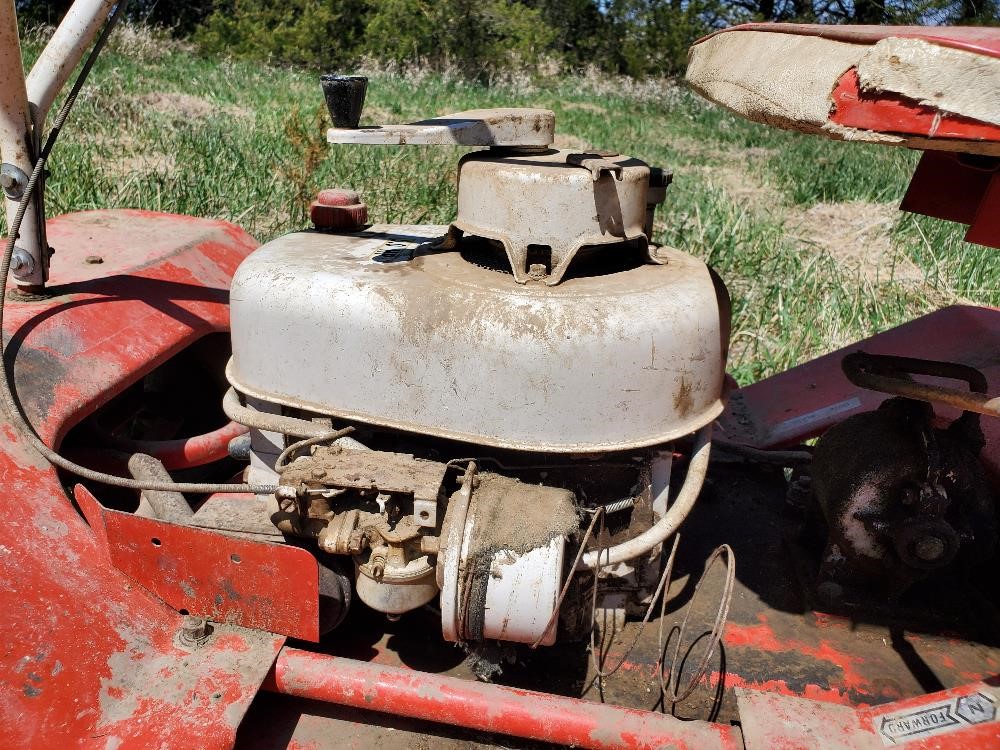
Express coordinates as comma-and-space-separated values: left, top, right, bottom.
228, 224, 729, 452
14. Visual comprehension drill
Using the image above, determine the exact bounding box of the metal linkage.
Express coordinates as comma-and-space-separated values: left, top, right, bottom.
0, 0, 47, 288
843, 351, 999, 418
581, 423, 713, 569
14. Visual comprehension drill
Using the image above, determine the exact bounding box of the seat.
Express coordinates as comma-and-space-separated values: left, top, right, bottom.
686, 23, 1000, 156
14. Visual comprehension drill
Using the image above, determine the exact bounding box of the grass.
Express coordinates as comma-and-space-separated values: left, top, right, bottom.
8, 24, 998, 384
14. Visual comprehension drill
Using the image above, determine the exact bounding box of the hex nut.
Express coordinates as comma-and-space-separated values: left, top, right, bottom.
179, 615, 212, 646
10, 248, 35, 277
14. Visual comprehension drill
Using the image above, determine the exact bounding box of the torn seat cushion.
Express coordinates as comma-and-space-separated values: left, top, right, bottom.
686, 24, 1000, 155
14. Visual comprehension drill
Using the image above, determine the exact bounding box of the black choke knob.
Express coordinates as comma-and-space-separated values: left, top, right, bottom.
321, 74, 368, 129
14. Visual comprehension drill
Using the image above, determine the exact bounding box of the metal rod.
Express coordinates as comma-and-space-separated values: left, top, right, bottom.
581, 423, 712, 569
127, 453, 193, 521
842, 351, 999, 418
264, 647, 743, 750
0, 0, 46, 289
223, 386, 338, 439
25, 0, 116, 133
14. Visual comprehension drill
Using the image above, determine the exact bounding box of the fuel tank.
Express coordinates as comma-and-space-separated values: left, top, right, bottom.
228, 224, 729, 452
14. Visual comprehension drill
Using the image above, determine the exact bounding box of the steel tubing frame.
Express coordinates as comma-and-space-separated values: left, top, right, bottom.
264, 647, 744, 750
0, 0, 114, 289
0, 0, 46, 288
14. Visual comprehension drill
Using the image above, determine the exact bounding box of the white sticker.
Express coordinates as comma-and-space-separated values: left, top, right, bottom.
770, 397, 862, 439
874, 691, 997, 745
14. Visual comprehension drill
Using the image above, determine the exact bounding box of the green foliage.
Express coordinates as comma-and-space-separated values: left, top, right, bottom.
16, 0, 1000, 78
604, 0, 725, 77
365, 0, 555, 76
193, 0, 369, 68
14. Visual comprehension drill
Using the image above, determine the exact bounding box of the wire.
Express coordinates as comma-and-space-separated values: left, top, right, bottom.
274, 427, 356, 471
657, 543, 735, 705
529, 506, 605, 649
713, 438, 812, 467
0, 1, 278, 495
589, 533, 681, 681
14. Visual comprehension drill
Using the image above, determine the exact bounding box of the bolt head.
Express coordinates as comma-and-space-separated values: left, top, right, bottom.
527, 263, 548, 280
179, 615, 211, 646
0, 172, 15, 190
182, 614, 207, 635
85, 255, 103, 265
311, 467, 328, 480
914, 536, 946, 562
10, 248, 34, 277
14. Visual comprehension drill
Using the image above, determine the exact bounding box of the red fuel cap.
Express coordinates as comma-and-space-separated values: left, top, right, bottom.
311, 188, 368, 230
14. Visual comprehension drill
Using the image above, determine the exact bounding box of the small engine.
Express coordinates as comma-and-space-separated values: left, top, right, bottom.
223, 100, 731, 647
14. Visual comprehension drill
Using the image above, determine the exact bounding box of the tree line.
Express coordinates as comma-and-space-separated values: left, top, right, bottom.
18, 0, 1000, 78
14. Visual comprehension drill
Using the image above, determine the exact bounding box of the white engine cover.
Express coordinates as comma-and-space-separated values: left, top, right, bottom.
228, 224, 727, 453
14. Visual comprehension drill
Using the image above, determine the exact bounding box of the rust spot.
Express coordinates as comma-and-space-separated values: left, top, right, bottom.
221, 578, 242, 602
673, 377, 693, 417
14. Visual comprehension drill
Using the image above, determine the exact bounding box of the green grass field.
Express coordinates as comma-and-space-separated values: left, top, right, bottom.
11, 25, 998, 384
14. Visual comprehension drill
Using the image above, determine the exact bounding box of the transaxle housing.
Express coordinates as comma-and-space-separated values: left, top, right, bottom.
224, 103, 731, 648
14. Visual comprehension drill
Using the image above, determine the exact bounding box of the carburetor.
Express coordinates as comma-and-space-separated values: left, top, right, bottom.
273, 443, 577, 645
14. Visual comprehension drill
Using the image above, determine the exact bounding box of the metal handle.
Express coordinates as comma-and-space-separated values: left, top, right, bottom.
327, 107, 555, 148
842, 351, 999, 418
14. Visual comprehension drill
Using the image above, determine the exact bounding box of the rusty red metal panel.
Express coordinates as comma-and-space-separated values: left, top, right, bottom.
860, 679, 1000, 748
966, 166, 1000, 249
738, 679, 1000, 749
695, 23, 1000, 59
9, 209, 258, 448
0, 210, 294, 749
0, 401, 285, 750
737, 689, 876, 749
77, 486, 320, 642
719, 304, 1000, 450
901, 151, 997, 227
830, 68, 1000, 145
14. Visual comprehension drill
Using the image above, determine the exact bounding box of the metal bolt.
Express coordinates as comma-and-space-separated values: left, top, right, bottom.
10, 248, 34, 278
1, 164, 27, 199
914, 536, 946, 562
85, 255, 103, 264
311, 467, 327, 480
527, 263, 548, 280
179, 615, 210, 646
370, 554, 387, 581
